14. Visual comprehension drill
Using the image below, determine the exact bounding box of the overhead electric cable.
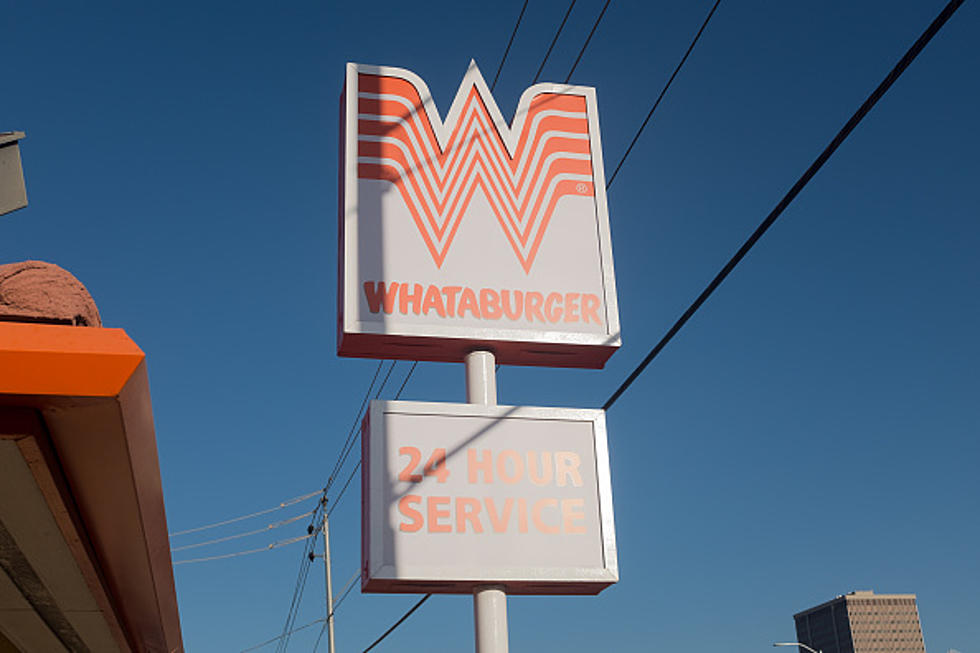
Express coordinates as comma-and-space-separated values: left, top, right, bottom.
275, 501, 325, 652
170, 509, 315, 553
602, 0, 965, 410
345, 4, 612, 648
532, 0, 577, 84
374, 359, 398, 399
328, 359, 411, 517
323, 360, 386, 493
312, 570, 361, 652
327, 461, 360, 518
329, 360, 398, 492
172, 533, 314, 565
491, 0, 530, 91
331, 569, 361, 614
345, 0, 966, 647
273, 362, 389, 651
605, 0, 721, 190
240, 619, 324, 653
168, 489, 323, 537
393, 361, 418, 400
275, 540, 318, 652
563, 0, 611, 83
242, 569, 360, 653
361, 594, 432, 653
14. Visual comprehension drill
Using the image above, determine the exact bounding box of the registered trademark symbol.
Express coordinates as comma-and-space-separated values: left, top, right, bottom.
576, 183, 589, 194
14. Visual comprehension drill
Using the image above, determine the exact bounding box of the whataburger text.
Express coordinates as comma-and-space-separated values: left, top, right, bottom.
395, 445, 590, 536
364, 281, 603, 325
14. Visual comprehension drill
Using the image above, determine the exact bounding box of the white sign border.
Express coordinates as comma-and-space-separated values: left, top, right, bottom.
362, 399, 619, 594
340, 62, 622, 367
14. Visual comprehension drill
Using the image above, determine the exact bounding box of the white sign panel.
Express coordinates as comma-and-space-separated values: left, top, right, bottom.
339, 62, 621, 368
361, 400, 618, 594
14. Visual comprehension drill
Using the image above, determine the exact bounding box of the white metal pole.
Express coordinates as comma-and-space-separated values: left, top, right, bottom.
473, 584, 508, 653
465, 349, 497, 406
465, 350, 508, 653
323, 506, 336, 653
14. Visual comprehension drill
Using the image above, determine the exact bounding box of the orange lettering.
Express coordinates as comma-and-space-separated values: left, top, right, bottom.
527, 451, 553, 486
501, 290, 523, 320
458, 288, 481, 318
363, 281, 398, 314
456, 498, 483, 533
422, 284, 446, 317
485, 497, 514, 533
427, 496, 451, 533
582, 293, 601, 324
561, 498, 586, 534
398, 495, 423, 532
397, 446, 423, 483
544, 292, 563, 322
467, 448, 493, 484
497, 449, 523, 484
399, 283, 423, 315
442, 286, 462, 317
517, 498, 528, 533
525, 292, 545, 322
532, 498, 559, 534
555, 452, 583, 487
480, 289, 502, 320
564, 293, 580, 322
423, 449, 449, 483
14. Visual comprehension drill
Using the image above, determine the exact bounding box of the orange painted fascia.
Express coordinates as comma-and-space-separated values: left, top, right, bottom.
0, 322, 144, 397
0, 321, 184, 652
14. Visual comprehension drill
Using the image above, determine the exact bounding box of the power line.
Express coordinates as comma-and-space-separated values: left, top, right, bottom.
344, 0, 966, 646
324, 361, 386, 494
274, 500, 325, 653
240, 618, 324, 653
605, 0, 721, 190
327, 360, 413, 518
346, 4, 612, 647
170, 510, 315, 553
242, 569, 360, 653
490, 0, 529, 92
327, 461, 360, 518
272, 361, 391, 652
328, 360, 419, 518
602, 0, 965, 410
328, 360, 398, 499
172, 533, 314, 565
393, 361, 418, 400
312, 570, 361, 652
274, 541, 318, 652
374, 360, 398, 399
168, 489, 323, 537
532, 0, 577, 85
563, 0, 611, 83
332, 570, 361, 614
276, 362, 396, 651
361, 595, 431, 653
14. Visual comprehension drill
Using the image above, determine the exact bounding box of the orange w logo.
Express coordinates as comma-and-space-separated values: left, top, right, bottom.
355, 63, 596, 273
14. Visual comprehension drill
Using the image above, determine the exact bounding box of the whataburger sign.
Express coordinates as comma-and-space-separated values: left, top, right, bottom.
341, 62, 620, 598
361, 402, 617, 594
339, 61, 620, 368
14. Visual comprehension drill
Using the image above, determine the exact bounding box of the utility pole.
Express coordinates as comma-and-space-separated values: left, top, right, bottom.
322, 499, 336, 653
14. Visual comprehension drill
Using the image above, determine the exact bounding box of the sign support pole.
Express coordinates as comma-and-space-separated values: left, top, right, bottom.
465, 350, 509, 653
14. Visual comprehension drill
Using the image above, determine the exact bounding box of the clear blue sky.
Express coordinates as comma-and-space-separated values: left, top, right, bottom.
4, 1, 978, 651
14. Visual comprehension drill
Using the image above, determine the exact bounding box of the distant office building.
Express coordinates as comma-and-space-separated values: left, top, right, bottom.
793, 590, 925, 653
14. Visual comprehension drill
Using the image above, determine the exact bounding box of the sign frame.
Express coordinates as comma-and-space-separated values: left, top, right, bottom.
338, 62, 621, 369
361, 399, 619, 595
